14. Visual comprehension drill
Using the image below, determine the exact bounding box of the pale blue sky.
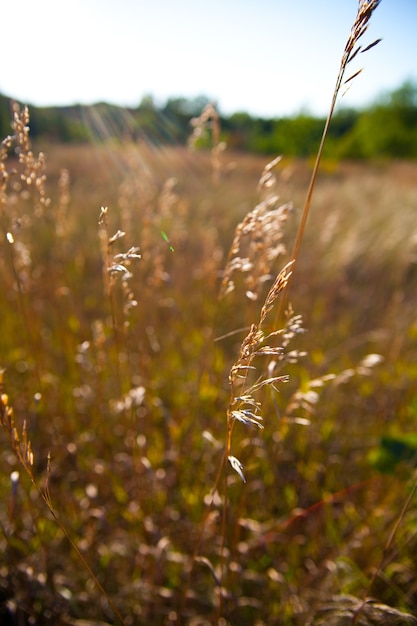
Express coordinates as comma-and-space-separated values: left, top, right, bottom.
2, 0, 416, 117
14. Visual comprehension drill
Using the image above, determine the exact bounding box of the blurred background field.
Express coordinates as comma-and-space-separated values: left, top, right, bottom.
3, 0, 417, 620
1, 94, 417, 623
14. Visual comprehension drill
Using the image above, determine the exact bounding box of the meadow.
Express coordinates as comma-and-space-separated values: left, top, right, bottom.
2, 4, 417, 624
1, 104, 417, 625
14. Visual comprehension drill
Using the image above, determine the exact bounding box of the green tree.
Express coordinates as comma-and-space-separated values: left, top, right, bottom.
0, 93, 13, 138
338, 81, 417, 159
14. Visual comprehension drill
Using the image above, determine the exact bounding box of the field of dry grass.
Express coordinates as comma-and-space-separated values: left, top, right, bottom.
1, 105, 417, 625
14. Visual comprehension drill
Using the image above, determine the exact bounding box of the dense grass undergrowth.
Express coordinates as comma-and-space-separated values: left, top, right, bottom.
2, 4, 417, 625
1, 118, 417, 625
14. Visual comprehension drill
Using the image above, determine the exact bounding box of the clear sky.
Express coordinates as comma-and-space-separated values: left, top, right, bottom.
2, 0, 416, 118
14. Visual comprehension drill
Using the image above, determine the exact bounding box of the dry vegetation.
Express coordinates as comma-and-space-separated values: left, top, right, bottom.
2, 2, 417, 625
2, 111, 417, 626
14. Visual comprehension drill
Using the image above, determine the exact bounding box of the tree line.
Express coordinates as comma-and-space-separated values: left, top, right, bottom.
1, 81, 416, 159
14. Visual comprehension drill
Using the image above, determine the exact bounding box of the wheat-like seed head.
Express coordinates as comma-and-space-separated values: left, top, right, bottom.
345, 1, 382, 60
221, 158, 292, 300
11, 104, 50, 214
225, 0, 382, 483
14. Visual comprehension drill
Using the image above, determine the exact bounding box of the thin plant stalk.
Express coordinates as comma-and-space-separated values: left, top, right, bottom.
352, 480, 417, 625
98, 206, 123, 394
4, 235, 42, 389
217, 0, 383, 619
0, 380, 127, 626
277, 0, 382, 322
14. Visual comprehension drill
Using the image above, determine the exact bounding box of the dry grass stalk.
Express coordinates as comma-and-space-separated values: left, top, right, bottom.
0, 135, 13, 208
98, 206, 141, 393
189, 102, 226, 184
220, 155, 293, 300
225, 261, 294, 480
309, 595, 417, 626
222, 0, 384, 481
0, 372, 127, 625
117, 151, 184, 289
55, 167, 70, 238
10, 104, 50, 216
0, 105, 54, 387
218, 0, 383, 616
283, 0, 382, 309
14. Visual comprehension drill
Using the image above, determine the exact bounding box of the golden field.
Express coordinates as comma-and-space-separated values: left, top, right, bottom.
1, 109, 417, 625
